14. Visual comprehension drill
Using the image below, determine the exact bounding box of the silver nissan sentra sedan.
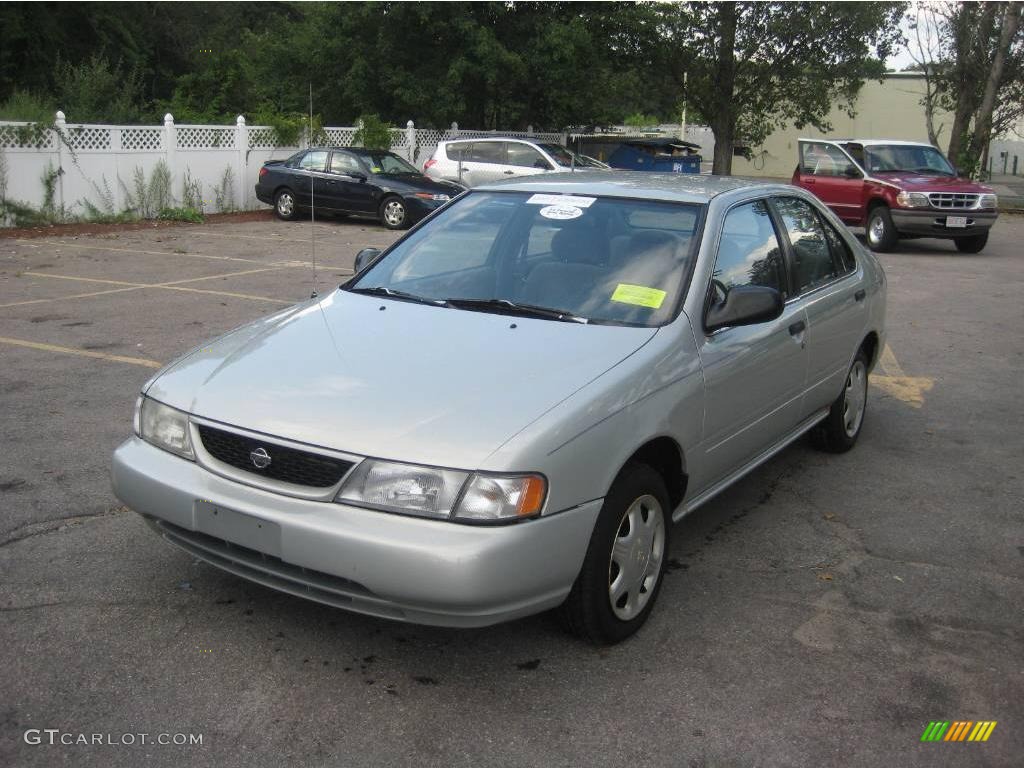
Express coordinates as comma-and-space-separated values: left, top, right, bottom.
112, 172, 886, 643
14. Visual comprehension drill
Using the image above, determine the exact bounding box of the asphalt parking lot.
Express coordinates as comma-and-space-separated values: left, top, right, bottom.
1, 212, 1021, 767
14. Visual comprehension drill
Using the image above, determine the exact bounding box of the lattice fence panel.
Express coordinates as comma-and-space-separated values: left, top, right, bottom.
177, 126, 236, 150
248, 127, 279, 150
64, 126, 112, 151
121, 127, 163, 151
389, 128, 409, 148
0, 123, 56, 150
323, 127, 357, 146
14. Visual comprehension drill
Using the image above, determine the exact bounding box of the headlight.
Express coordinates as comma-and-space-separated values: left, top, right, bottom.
336, 460, 468, 519
138, 396, 194, 460
896, 191, 930, 208
335, 460, 547, 523
979, 194, 997, 208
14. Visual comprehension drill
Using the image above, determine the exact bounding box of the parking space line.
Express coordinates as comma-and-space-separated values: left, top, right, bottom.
22, 273, 142, 287
16, 239, 270, 265
189, 230, 354, 245
0, 336, 162, 368
159, 285, 293, 304
0, 286, 144, 309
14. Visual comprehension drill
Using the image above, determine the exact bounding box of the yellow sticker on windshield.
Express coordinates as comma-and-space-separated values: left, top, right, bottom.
611, 283, 667, 309
371, 166, 382, 173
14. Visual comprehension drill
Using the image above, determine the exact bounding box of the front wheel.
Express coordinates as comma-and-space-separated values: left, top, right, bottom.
379, 197, 409, 230
274, 189, 298, 221
955, 232, 988, 253
811, 349, 869, 453
865, 206, 898, 252
560, 463, 671, 644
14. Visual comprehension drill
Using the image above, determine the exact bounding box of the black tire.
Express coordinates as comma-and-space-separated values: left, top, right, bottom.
811, 348, 870, 453
560, 462, 671, 644
954, 232, 988, 253
274, 188, 299, 221
379, 196, 409, 230
865, 205, 898, 252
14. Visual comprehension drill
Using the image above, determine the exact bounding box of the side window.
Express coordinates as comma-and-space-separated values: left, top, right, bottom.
446, 142, 472, 161
819, 214, 857, 274
774, 197, 837, 293
299, 150, 328, 172
800, 142, 852, 177
466, 142, 505, 164
329, 152, 362, 176
712, 200, 785, 299
506, 143, 547, 169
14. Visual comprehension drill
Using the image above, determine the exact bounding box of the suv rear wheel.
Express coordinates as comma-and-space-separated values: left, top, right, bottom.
866, 205, 897, 252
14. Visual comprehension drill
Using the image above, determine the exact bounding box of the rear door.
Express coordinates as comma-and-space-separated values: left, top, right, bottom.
459, 142, 508, 186
693, 199, 809, 489
796, 140, 864, 224
294, 149, 331, 211
771, 195, 866, 416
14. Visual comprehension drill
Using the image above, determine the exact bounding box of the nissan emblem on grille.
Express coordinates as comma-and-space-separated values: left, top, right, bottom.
250, 447, 272, 469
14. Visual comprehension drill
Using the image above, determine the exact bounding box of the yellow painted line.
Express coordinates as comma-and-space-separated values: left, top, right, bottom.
24, 272, 142, 287
871, 344, 933, 408
879, 344, 905, 377
160, 285, 293, 304
0, 336, 162, 368
0, 286, 144, 308
16, 239, 268, 265
159, 266, 287, 285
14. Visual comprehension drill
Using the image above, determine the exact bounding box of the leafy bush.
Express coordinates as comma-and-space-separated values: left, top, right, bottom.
181, 169, 204, 211
0, 90, 56, 122
353, 114, 393, 150
52, 54, 144, 123
624, 112, 660, 129
213, 166, 236, 212
120, 160, 173, 219
158, 207, 204, 223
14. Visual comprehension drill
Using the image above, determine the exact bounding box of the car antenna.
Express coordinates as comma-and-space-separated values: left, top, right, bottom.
308, 82, 318, 299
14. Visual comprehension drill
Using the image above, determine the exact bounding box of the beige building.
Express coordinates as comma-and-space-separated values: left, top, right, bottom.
733, 73, 952, 178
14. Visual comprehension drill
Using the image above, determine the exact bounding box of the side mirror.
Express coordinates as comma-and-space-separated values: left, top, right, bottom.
706, 285, 784, 332
353, 247, 382, 273
954, 166, 967, 178
350, 171, 368, 182
842, 164, 861, 179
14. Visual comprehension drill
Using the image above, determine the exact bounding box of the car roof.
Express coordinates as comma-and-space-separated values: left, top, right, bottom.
475, 171, 787, 204
307, 147, 397, 155
441, 137, 542, 145
799, 138, 936, 148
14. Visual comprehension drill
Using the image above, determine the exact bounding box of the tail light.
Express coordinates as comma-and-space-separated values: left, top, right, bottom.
423, 159, 437, 171
258, 167, 268, 178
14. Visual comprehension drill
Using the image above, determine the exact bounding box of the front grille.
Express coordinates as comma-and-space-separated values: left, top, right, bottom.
928, 192, 979, 209
196, 424, 353, 488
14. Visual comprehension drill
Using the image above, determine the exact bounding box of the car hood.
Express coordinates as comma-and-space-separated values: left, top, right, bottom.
146, 291, 658, 469
870, 171, 993, 193
373, 173, 464, 195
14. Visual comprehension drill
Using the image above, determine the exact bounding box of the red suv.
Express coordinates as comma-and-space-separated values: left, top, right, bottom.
792, 139, 998, 253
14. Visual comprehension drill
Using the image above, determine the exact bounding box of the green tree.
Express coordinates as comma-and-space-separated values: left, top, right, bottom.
660, 1, 906, 174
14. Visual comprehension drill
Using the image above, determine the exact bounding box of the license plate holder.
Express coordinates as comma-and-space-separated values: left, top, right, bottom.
194, 500, 282, 557
946, 216, 967, 228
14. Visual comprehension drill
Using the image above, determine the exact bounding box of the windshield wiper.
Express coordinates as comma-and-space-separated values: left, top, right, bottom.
443, 297, 588, 323
347, 286, 446, 306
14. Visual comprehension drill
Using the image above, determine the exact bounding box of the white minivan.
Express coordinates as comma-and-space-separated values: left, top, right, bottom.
423, 137, 607, 187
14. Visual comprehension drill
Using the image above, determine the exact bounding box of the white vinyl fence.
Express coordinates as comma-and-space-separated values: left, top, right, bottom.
0, 112, 566, 219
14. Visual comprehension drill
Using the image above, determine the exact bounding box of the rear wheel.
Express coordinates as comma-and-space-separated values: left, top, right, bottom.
274, 188, 298, 221
811, 349, 869, 453
954, 232, 988, 253
865, 206, 897, 252
561, 463, 671, 644
379, 196, 408, 230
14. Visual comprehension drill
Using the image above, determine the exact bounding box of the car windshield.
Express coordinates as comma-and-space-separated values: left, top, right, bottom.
538, 143, 596, 169
347, 191, 702, 327
362, 152, 420, 175
863, 144, 955, 176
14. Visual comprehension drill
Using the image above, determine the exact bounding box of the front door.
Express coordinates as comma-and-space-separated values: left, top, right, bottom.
328, 151, 377, 213
796, 140, 864, 224
693, 199, 809, 492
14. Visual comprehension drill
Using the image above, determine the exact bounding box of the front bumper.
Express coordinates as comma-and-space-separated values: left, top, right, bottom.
112, 437, 600, 627
891, 209, 997, 238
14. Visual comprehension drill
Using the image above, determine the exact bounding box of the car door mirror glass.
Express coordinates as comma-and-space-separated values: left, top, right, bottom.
354, 247, 383, 273
842, 164, 861, 179
706, 285, 783, 332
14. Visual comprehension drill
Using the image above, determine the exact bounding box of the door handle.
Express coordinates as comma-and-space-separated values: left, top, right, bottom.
503, 170, 515, 175
789, 320, 806, 336
854, 289, 866, 302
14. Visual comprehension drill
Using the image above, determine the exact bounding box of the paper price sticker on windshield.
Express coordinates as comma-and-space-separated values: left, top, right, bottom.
611, 283, 667, 309
539, 204, 584, 220
528, 194, 596, 208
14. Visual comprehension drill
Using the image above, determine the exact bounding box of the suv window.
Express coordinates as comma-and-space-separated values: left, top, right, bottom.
299, 150, 328, 172
506, 142, 548, 169
446, 142, 472, 161
774, 197, 837, 293
801, 142, 853, 177
712, 200, 785, 299
465, 142, 505, 164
